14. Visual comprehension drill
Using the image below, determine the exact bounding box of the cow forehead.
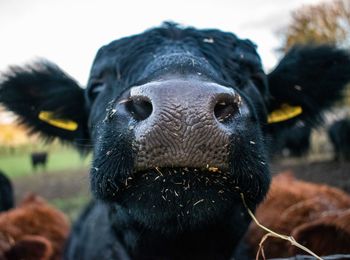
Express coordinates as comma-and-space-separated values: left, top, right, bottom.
89, 26, 264, 82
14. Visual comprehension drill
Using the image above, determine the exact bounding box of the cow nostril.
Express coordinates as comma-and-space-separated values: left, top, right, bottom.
214, 96, 240, 123
126, 97, 153, 121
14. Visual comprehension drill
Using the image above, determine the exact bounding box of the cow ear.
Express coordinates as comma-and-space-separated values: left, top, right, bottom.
266, 45, 350, 129
4, 235, 53, 260
0, 60, 90, 149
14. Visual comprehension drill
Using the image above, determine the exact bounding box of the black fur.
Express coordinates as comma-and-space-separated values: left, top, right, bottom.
0, 170, 14, 212
1, 23, 350, 259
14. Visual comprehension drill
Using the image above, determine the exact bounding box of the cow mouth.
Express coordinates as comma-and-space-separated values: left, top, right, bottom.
110, 166, 252, 231
127, 166, 238, 192
118, 166, 244, 210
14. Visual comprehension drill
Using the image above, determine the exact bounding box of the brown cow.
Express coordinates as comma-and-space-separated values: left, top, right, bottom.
246, 172, 350, 258
0, 194, 70, 260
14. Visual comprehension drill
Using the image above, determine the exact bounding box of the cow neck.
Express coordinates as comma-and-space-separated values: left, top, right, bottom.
109, 205, 240, 260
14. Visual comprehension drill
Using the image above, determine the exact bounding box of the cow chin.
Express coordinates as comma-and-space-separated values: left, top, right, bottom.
112, 167, 250, 232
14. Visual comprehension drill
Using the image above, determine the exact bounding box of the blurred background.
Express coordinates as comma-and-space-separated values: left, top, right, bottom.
0, 0, 349, 220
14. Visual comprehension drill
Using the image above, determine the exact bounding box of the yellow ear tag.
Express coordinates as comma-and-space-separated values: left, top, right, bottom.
267, 103, 303, 124
38, 111, 78, 131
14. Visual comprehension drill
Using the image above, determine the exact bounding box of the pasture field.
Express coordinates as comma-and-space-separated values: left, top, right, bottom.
12, 168, 91, 220
0, 143, 92, 220
0, 144, 91, 178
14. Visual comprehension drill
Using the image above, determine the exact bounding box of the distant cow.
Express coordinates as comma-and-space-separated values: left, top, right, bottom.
31, 152, 48, 170
271, 124, 312, 158
0, 170, 14, 212
328, 118, 350, 161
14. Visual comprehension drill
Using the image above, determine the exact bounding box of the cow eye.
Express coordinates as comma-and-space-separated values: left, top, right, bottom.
88, 81, 106, 102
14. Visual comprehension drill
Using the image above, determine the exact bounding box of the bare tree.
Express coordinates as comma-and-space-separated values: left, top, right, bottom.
279, 0, 350, 52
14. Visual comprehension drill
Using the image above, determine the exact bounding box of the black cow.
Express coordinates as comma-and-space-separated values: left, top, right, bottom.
30, 151, 48, 170
1, 23, 350, 260
328, 118, 350, 161
271, 123, 312, 158
0, 170, 14, 212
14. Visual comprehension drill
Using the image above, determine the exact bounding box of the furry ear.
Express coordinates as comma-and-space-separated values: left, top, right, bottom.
266, 45, 350, 129
0, 60, 89, 149
4, 235, 53, 260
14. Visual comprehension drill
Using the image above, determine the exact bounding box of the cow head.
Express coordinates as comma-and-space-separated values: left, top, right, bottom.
1, 24, 349, 252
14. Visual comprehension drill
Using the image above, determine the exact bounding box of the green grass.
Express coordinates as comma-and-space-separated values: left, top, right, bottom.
0, 147, 91, 178
1, 143, 93, 222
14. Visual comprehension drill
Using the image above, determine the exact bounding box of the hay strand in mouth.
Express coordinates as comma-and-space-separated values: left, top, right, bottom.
154, 167, 163, 176
240, 193, 323, 260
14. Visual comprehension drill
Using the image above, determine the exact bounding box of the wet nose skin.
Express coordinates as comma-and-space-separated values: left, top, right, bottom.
129, 79, 243, 171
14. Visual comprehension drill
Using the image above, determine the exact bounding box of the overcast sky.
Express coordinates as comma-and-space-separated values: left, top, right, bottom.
0, 0, 331, 85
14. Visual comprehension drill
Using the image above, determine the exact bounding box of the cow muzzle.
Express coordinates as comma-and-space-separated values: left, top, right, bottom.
125, 79, 243, 171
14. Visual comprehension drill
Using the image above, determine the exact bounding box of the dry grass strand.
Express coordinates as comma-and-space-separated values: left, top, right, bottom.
240, 193, 323, 260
